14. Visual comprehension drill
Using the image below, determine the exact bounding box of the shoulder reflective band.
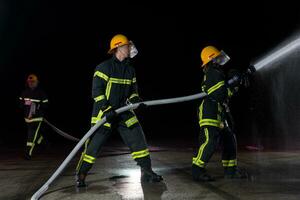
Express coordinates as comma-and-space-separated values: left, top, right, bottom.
94, 71, 109, 81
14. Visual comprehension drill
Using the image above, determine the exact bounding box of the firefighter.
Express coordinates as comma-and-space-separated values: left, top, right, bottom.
192, 46, 247, 181
76, 34, 163, 187
19, 74, 48, 160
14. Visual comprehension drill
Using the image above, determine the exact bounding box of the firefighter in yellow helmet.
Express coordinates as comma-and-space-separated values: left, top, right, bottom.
76, 34, 162, 187
19, 74, 49, 160
192, 46, 247, 181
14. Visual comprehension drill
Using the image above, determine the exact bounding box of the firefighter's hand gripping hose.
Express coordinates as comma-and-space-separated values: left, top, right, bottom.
31, 92, 207, 200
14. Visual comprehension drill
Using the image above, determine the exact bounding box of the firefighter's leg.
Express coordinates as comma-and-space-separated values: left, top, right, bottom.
192, 126, 220, 181
76, 126, 112, 187
118, 123, 163, 182
221, 128, 246, 179
25, 121, 42, 159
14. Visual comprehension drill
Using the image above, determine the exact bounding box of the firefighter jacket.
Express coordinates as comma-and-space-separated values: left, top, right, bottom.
19, 87, 48, 123
91, 55, 140, 128
199, 63, 237, 128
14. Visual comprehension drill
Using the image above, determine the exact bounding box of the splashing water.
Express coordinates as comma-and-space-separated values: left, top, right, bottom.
253, 32, 300, 71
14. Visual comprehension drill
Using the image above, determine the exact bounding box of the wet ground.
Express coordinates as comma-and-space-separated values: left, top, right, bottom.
1, 140, 300, 200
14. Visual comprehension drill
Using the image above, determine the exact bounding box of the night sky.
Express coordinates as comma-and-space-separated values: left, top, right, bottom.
1, 1, 300, 146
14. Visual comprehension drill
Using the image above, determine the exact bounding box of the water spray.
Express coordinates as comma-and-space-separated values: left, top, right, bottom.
253, 33, 300, 71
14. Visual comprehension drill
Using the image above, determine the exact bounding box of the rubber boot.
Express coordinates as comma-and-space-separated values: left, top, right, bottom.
141, 167, 163, 183
76, 173, 87, 187
192, 164, 215, 182
224, 166, 247, 179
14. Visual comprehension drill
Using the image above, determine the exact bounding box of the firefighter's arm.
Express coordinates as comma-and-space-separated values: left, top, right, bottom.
92, 67, 110, 110
128, 71, 142, 104
40, 90, 49, 110
204, 67, 225, 95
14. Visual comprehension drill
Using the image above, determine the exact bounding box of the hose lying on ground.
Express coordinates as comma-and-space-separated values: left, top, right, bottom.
31, 92, 207, 200
43, 118, 80, 142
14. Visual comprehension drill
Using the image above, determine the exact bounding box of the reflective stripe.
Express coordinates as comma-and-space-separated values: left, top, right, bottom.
129, 93, 139, 99
94, 71, 109, 81
222, 159, 237, 167
105, 81, 112, 99
91, 117, 111, 127
192, 128, 209, 167
207, 81, 225, 94
42, 99, 49, 103
19, 97, 23, 100
25, 117, 43, 123
83, 154, 96, 164
131, 149, 149, 159
27, 142, 33, 146
227, 88, 233, 97
24, 98, 41, 102
125, 116, 139, 127
132, 77, 137, 83
91, 106, 113, 127
192, 157, 205, 168
110, 78, 132, 85
94, 95, 106, 102
37, 135, 43, 144
76, 139, 90, 172
105, 77, 134, 99
29, 121, 42, 156
199, 119, 221, 127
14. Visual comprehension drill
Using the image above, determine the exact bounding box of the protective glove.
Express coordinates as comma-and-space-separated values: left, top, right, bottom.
240, 73, 250, 88
127, 96, 148, 113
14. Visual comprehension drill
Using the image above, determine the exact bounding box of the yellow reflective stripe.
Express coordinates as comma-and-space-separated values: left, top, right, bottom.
110, 78, 132, 84
91, 117, 111, 127
92, 106, 113, 127
207, 81, 225, 94
29, 122, 41, 156
25, 117, 43, 123
199, 119, 221, 127
94, 71, 109, 81
125, 116, 139, 127
192, 157, 205, 168
129, 93, 139, 99
199, 101, 204, 120
37, 135, 43, 144
131, 149, 150, 159
24, 98, 41, 102
222, 159, 237, 167
77, 139, 90, 171
105, 81, 112, 99
27, 142, 33, 146
94, 95, 106, 102
83, 154, 96, 164
132, 77, 137, 83
42, 99, 49, 103
193, 128, 209, 167
227, 88, 233, 97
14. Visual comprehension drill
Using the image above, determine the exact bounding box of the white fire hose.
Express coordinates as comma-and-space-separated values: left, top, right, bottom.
31, 92, 207, 200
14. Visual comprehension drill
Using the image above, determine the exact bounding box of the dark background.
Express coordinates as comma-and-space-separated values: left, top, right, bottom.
1, 0, 300, 148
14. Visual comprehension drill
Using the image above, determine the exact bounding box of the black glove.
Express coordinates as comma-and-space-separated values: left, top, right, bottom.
240, 73, 250, 88
102, 106, 117, 123
135, 103, 148, 114
128, 96, 148, 114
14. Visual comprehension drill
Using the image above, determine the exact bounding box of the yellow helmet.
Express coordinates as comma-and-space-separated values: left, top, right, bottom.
27, 74, 38, 83
108, 34, 130, 54
200, 46, 221, 67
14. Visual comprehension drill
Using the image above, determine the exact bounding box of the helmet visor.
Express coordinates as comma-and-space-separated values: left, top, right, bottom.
212, 50, 230, 65
129, 41, 138, 58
